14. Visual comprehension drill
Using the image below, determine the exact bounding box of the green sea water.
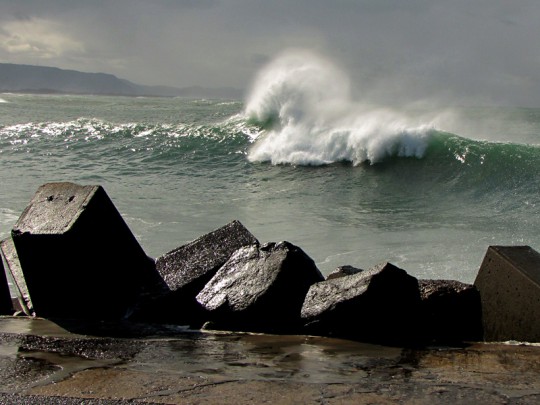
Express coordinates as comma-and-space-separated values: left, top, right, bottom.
0, 90, 539, 283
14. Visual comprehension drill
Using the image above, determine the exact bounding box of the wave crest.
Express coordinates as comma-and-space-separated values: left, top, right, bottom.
244, 50, 435, 165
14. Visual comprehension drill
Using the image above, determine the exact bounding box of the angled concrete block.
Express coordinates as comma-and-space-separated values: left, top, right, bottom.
11, 182, 159, 320
301, 262, 420, 345
0, 237, 33, 315
326, 265, 363, 280
197, 241, 324, 333
0, 249, 13, 315
418, 279, 482, 343
157, 220, 259, 294
474, 246, 540, 342
132, 220, 259, 326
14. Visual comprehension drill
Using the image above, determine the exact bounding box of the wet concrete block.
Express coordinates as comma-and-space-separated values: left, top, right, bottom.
11, 182, 158, 320
0, 248, 12, 315
474, 245, 540, 342
0, 237, 33, 315
197, 241, 324, 333
135, 220, 259, 326
301, 262, 421, 345
326, 265, 363, 280
157, 220, 259, 292
418, 279, 483, 343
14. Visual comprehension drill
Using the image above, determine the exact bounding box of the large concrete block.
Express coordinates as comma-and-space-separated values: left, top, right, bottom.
474, 246, 540, 342
197, 241, 324, 333
11, 182, 159, 320
0, 249, 13, 315
132, 220, 258, 326
157, 220, 259, 293
0, 237, 33, 315
301, 262, 420, 345
418, 279, 482, 343
326, 265, 363, 280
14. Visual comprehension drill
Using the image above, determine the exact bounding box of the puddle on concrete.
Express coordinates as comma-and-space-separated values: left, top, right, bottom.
0, 317, 124, 393
0, 317, 404, 386
130, 332, 402, 384
17, 350, 118, 390
1, 316, 539, 394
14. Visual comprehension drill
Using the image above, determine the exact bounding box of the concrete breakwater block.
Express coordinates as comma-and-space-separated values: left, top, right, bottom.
134, 220, 259, 325
197, 241, 324, 333
301, 262, 420, 345
474, 245, 540, 342
326, 265, 363, 280
0, 237, 34, 315
418, 279, 483, 343
0, 251, 12, 315
11, 182, 158, 320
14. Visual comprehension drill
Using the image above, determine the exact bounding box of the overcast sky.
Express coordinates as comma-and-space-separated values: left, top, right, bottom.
1, 0, 539, 106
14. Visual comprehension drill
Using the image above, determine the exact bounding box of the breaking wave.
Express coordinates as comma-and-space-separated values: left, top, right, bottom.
244, 50, 444, 165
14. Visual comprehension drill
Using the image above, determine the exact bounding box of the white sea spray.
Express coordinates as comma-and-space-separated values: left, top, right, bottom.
244, 50, 436, 165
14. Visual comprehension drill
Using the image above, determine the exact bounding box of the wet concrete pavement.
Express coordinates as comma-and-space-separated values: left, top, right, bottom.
0, 317, 539, 404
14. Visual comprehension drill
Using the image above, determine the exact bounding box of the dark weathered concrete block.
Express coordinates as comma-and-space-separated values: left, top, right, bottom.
0, 249, 13, 315
157, 220, 259, 292
11, 182, 159, 320
0, 237, 33, 315
301, 262, 420, 345
418, 279, 482, 343
326, 265, 363, 280
133, 220, 258, 326
474, 246, 540, 342
197, 241, 324, 333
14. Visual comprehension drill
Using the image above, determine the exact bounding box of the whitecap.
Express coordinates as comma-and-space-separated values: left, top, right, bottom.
244, 50, 437, 165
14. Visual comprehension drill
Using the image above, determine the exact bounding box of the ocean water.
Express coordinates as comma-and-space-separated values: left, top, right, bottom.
1, 57, 539, 284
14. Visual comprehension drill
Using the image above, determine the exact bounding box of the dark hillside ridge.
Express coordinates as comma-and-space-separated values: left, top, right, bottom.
0, 63, 242, 99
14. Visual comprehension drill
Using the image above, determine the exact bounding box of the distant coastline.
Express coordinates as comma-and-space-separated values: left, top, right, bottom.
0, 63, 242, 99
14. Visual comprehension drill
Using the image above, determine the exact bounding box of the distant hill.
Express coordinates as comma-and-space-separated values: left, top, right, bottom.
0, 63, 242, 99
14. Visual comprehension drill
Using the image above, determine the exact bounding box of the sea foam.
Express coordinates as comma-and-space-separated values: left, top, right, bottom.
244, 50, 435, 165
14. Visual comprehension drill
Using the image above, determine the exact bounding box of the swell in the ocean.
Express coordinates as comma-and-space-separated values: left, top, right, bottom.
1, 91, 538, 283
0, 116, 253, 160
1, 113, 539, 190
242, 50, 540, 172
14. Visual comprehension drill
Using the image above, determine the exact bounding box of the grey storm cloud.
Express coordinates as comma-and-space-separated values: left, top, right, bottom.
0, 0, 539, 106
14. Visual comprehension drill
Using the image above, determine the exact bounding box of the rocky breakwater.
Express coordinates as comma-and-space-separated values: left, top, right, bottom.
1, 182, 539, 346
